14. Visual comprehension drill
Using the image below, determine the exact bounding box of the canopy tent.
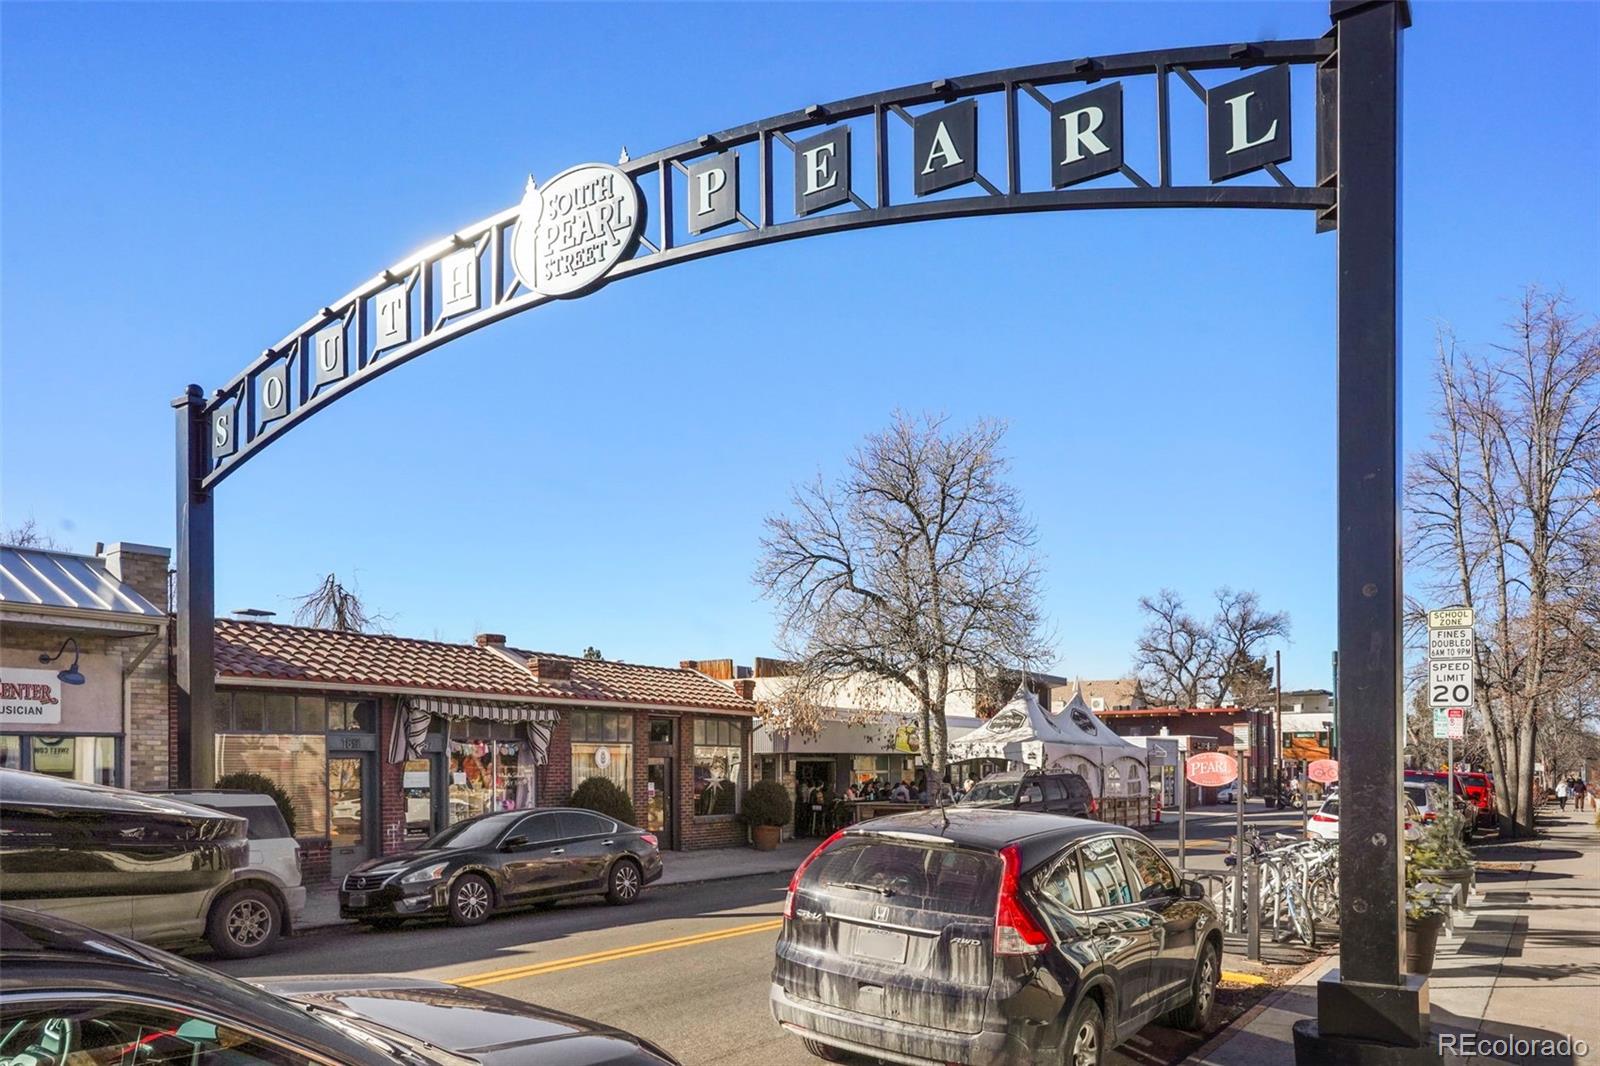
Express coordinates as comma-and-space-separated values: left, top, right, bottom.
946, 688, 1150, 797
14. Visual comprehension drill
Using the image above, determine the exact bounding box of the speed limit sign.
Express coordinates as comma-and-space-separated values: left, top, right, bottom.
1428, 659, 1474, 708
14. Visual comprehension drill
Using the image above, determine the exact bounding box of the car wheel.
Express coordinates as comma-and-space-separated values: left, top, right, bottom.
206, 887, 281, 959
606, 859, 643, 905
1065, 996, 1105, 1066
1170, 941, 1220, 1032
447, 874, 494, 927
800, 1037, 854, 1062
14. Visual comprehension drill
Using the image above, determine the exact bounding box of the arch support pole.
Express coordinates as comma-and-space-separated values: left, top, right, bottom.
1296, 1, 1434, 1062
173, 384, 215, 789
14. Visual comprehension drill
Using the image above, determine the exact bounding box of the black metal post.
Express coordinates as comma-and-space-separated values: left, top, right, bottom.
1297, 2, 1434, 1062
173, 385, 216, 789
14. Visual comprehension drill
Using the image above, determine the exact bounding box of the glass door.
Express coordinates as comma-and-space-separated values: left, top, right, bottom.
646, 758, 674, 846
328, 755, 371, 881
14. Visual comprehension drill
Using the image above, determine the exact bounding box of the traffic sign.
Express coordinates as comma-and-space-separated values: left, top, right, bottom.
1431, 706, 1466, 739
1428, 606, 1475, 629
1429, 660, 1474, 708
1427, 626, 1474, 661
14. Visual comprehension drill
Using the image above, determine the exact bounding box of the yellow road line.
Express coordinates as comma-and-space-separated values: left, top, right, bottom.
451, 918, 784, 988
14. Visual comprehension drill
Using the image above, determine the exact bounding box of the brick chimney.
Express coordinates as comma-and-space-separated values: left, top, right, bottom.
732, 679, 756, 700
529, 656, 573, 683
475, 633, 507, 647
100, 542, 171, 613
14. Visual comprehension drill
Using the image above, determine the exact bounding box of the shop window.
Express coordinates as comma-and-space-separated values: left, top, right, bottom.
296, 696, 328, 733
263, 693, 295, 733
328, 699, 376, 732
449, 732, 537, 822
234, 691, 266, 731
4, 736, 117, 785
692, 718, 743, 816
570, 711, 634, 795
216, 733, 328, 836
648, 718, 674, 744
402, 758, 433, 842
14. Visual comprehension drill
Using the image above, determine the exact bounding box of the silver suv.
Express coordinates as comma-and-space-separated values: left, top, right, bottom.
157, 790, 306, 958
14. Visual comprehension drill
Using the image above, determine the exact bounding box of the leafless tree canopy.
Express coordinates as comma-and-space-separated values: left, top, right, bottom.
2, 518, 66, 551
755, 413, 1050, 773
1405, 288, 1600, 835
1132, 588, 1289, 708
293, 573, 389, 633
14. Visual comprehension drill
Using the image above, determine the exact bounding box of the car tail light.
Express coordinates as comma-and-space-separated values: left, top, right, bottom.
1311, 813, 1336, 823
641, 833, 659, 848
784, 829, 845, 920
994, 844, 1047, 956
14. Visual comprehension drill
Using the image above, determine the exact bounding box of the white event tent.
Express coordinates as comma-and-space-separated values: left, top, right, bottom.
946, 687, 1149, 798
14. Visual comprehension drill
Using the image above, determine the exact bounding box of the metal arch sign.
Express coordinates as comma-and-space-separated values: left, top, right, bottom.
173, 5, 1416, 1041
188, 36, 1341, 491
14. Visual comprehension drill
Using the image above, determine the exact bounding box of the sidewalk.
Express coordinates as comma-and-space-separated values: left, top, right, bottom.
1195, 807, 1600, 1064
299, 838, 816, 931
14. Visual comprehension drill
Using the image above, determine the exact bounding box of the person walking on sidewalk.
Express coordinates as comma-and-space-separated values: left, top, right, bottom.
1555, 777, 1569, 810
1574, 777, 1589, 811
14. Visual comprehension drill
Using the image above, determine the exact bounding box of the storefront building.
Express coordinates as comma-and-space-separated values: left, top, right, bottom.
0, 543, 169, 789
210, 621, 755, 882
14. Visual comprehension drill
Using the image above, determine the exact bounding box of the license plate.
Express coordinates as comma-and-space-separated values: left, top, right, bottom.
346, 892, 368, 908
854, 926, 908, 964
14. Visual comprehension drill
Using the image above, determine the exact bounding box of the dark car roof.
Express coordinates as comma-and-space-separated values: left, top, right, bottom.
973, 768, 1083, 783
848, 807, 1134, 867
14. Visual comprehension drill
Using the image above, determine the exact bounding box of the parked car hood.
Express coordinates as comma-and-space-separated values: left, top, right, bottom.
254, 975, 678, 1064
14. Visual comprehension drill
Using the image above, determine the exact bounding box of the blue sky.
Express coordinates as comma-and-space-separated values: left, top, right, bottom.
3, 2, 1596, 691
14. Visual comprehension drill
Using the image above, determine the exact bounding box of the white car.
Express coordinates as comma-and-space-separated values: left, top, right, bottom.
1306, 794, 1423, 843
158, 789, 306, 957
1217, 782, 1242, 804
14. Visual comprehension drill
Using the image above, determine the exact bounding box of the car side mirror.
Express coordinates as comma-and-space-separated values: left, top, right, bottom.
1180, 879, 1205, 901
500, 834, 529, 851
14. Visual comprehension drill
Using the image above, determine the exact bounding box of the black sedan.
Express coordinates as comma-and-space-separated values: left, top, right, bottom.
341, 807, 663, 928
1, 904, 678, 1065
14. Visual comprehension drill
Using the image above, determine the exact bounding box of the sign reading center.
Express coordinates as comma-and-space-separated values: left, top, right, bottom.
511, 164, 643, 298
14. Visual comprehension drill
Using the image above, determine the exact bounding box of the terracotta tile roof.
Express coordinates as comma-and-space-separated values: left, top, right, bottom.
213, 620, 754, 714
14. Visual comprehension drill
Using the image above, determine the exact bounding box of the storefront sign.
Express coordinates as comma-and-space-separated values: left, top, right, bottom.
1307, 758, 1339, 784
511, 164, 643, 298
593, 745, 612, 770
1185, 752, 1238, 787
29, 736, 74, 773
0, 668, 65, 725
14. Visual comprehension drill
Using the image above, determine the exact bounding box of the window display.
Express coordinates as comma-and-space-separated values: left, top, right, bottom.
570, 711, 633, 793
693, 718, 743, 816
448, 721, 537, 822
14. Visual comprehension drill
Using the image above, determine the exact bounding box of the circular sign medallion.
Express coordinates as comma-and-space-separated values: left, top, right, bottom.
1185, 752, 1239, 788
1307, 758, 1339, 784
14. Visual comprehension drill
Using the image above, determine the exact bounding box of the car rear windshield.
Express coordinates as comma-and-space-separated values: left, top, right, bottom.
1405, 785, 1431, 807
964, 781, 1019, 803
802, 839, 1001, 917
190, 800, 290, 840
1320, 798, 1339, 816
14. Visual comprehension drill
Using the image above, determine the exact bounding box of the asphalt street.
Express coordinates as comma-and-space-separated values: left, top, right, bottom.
214, 802, 1310, 1066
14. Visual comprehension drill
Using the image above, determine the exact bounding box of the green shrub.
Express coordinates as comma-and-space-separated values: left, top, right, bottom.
213, 771, 297, 835
741, 779, 793, 828
570, 776, 636, 825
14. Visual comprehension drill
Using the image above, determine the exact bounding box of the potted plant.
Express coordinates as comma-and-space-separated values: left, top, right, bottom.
742, 779, 793, 851
1415, 785, 1475, 909
1404, 842, 1450, 975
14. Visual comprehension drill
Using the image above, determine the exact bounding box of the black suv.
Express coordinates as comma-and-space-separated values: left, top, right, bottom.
957, 769, 1096, 818
771, 808, 1220, 1065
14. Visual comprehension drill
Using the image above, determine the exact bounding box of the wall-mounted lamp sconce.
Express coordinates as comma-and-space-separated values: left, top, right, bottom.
39, 637, 85, 686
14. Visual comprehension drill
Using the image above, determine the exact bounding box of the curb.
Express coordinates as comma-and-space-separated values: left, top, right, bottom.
1186, 952, 1336, 1062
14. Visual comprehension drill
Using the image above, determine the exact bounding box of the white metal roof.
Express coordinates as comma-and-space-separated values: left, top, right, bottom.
0, 546, 164, 618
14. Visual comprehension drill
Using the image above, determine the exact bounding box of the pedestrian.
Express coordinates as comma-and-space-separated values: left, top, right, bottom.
890, 778, 911, 802
1555, 777, 1568, 810
1571, 778, 1586, 811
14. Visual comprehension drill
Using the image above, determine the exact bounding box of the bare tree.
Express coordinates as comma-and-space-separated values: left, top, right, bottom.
1405, 289, 1600, 835
1132, 588, 1289, 707
2, 518, 66, 550
755, 413, 1050, 775
292, 573, 389, 633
